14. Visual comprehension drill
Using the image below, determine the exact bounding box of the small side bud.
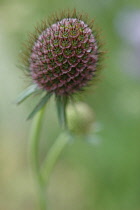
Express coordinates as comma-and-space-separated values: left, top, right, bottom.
67, 102, 95, 135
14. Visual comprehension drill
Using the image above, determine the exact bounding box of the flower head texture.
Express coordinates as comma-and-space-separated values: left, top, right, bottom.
21, 10, 103, 95
18, 10, 104, 120
30, 18, 98, 95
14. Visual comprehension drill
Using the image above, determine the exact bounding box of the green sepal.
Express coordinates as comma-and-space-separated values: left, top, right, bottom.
16, 84, 40, 105
56, 95, 68, 129
27, 92, 52, 120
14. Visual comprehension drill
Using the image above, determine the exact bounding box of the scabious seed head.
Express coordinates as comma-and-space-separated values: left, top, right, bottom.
21, 10, 103, 96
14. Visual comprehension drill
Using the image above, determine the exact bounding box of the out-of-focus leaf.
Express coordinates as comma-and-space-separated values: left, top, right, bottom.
16, 84, 40, 105
27, 92, 52, 120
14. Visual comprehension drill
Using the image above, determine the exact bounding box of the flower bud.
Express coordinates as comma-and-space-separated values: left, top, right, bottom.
67, 102, 95, 135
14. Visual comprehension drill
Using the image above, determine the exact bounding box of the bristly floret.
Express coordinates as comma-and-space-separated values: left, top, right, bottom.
17, 10, 104, 121
27, 14, 100, 96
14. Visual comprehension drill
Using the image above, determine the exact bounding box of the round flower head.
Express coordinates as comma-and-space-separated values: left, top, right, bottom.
17, 10, 104, 122
30, 18, 98, 95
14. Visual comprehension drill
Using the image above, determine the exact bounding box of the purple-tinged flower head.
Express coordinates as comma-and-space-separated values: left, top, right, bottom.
18, 10, 104, 121
21, 10, 103, 96
30, 17, 99, 95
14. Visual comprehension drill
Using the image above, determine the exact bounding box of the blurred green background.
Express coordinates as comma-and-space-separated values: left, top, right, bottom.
1, 0, 140, 209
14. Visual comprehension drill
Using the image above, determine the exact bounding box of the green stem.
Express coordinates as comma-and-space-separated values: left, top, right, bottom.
29, 105, 71, 210
41, 131, 70, 186
29, 107, 46, 210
